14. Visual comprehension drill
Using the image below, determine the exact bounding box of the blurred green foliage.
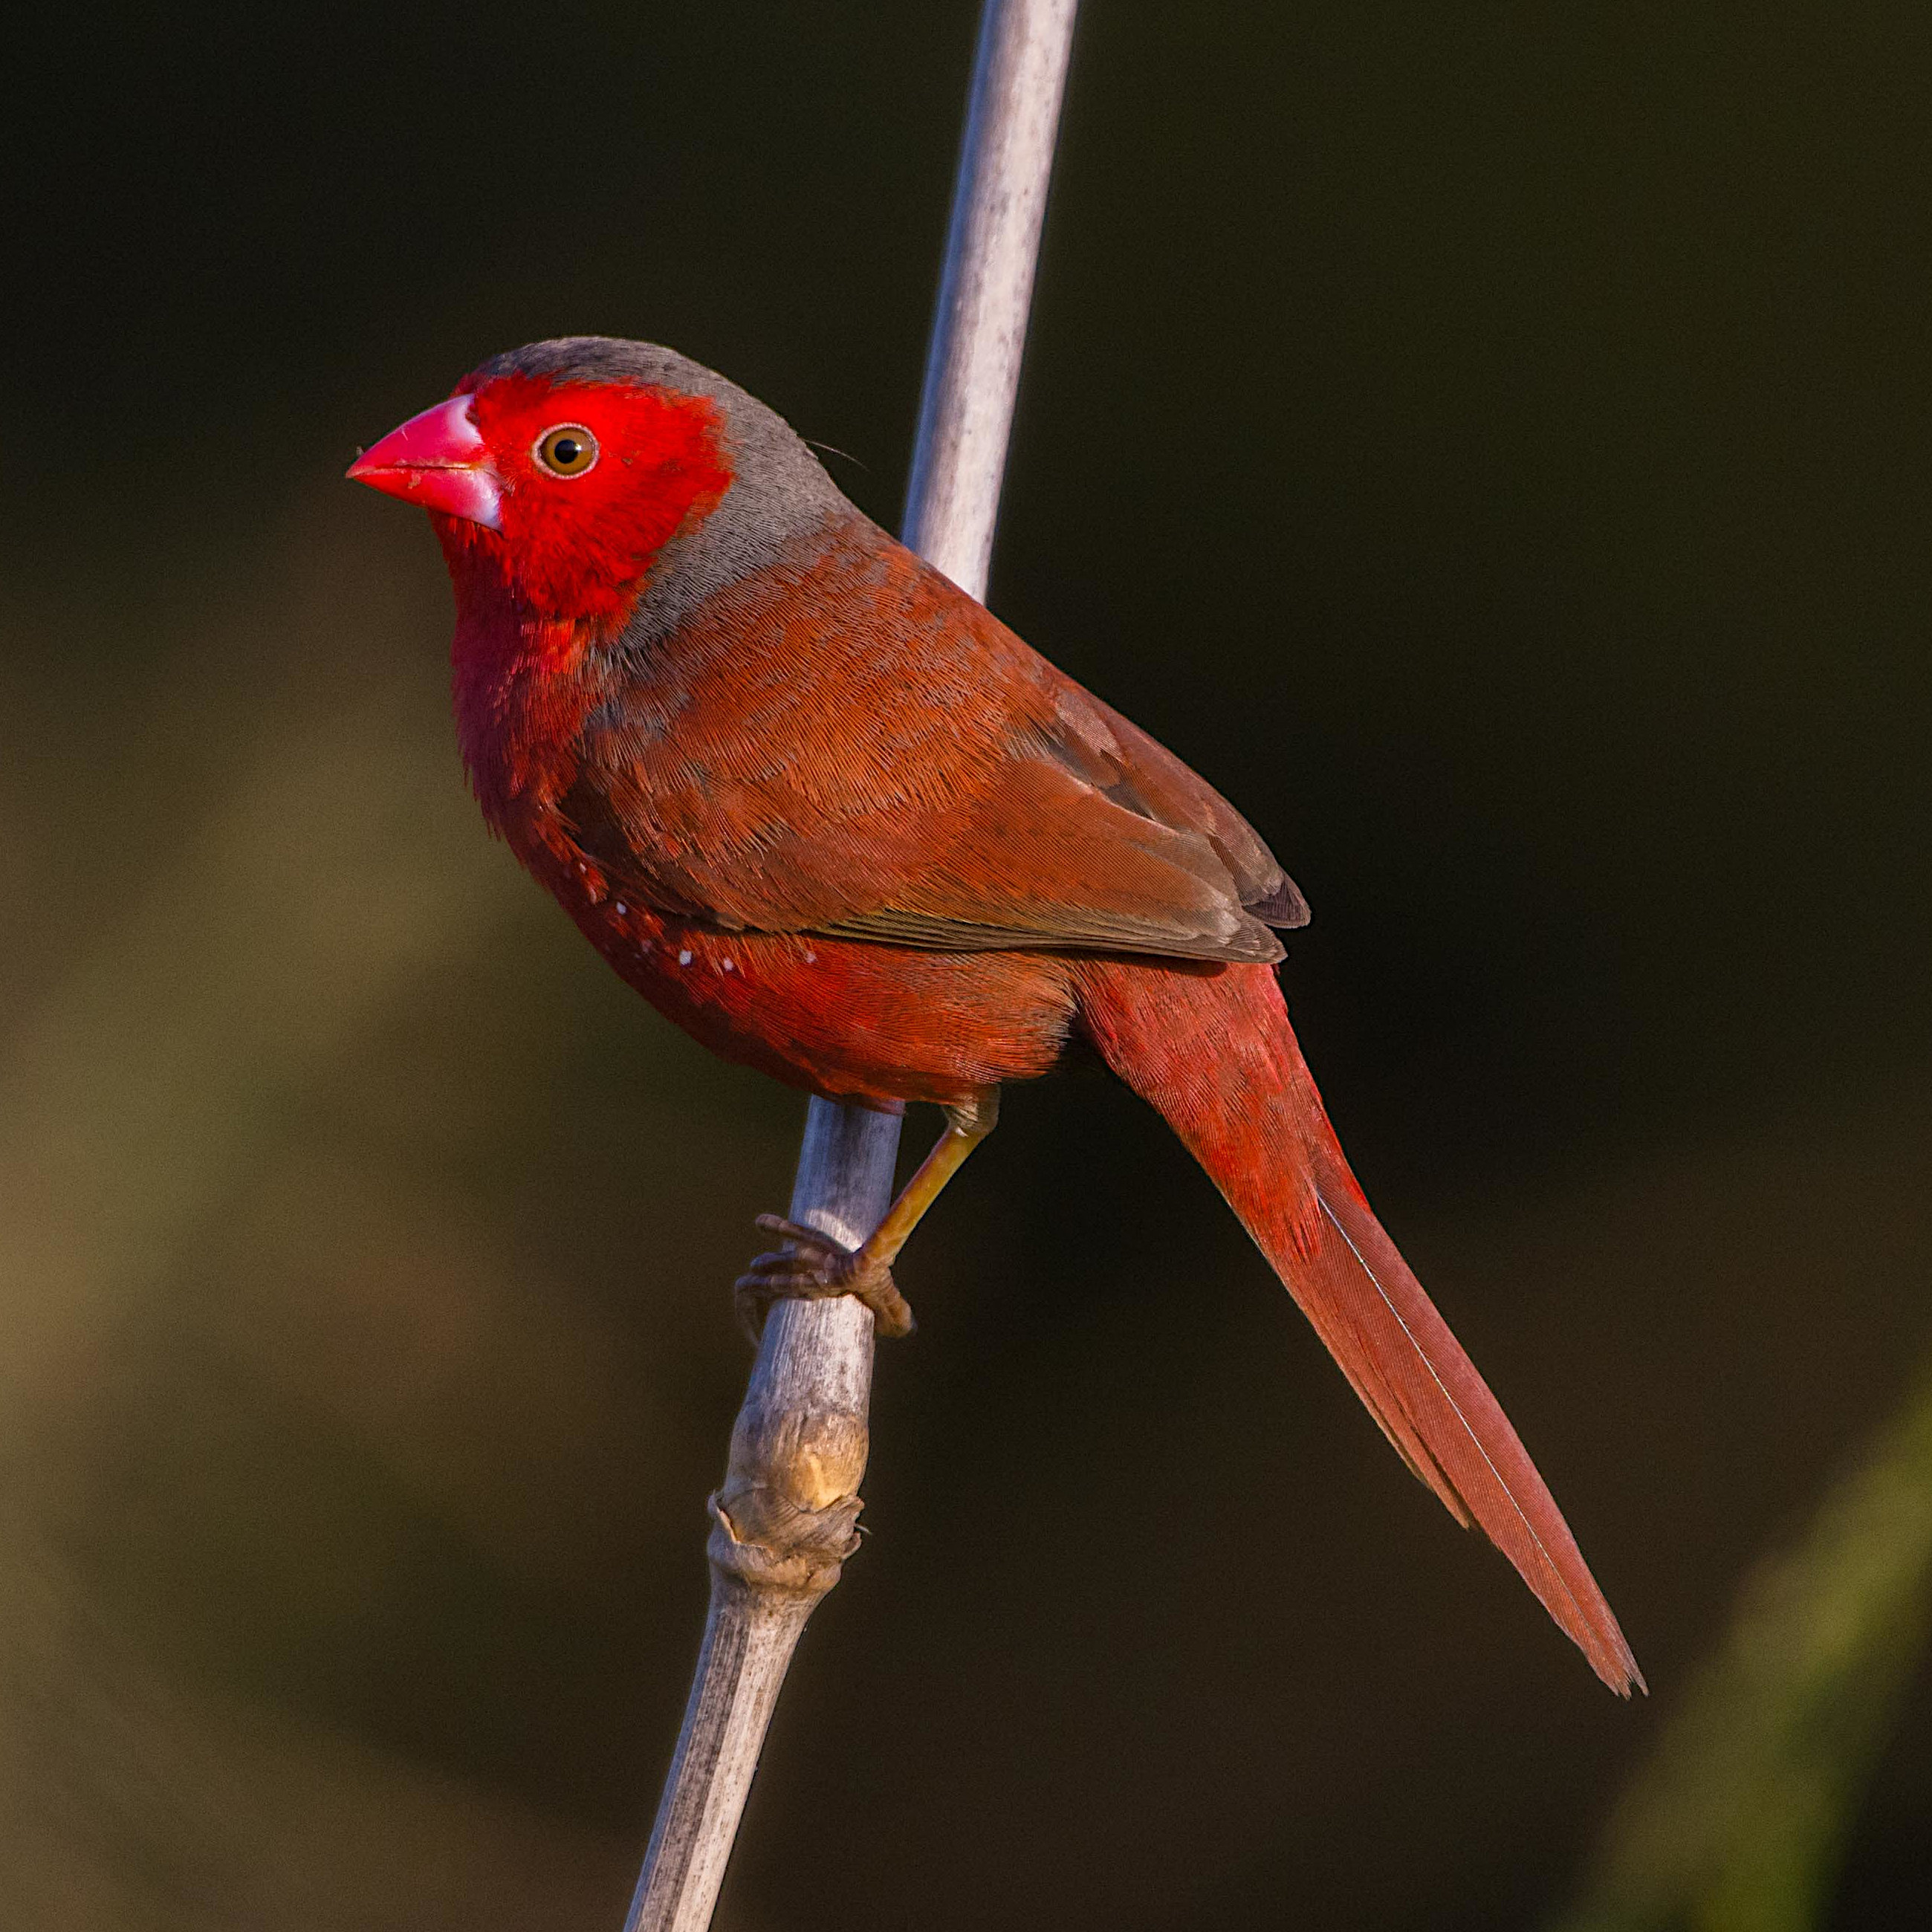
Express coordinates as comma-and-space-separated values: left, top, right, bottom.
1557, 1349, 1932, 1932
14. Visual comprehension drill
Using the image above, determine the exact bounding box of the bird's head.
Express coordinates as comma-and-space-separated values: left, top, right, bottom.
349, 338, 843, 633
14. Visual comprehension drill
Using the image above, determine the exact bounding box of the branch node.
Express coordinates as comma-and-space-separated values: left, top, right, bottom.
707, 1488, 862, 1596
706, 1380, 869, 1592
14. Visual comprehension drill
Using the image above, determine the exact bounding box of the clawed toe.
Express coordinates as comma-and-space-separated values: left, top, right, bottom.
751, 1214, 846, 1260
733, 1214, 917, 1344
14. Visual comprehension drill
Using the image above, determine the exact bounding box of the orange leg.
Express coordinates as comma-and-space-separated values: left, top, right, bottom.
736, 1092, 999, 1341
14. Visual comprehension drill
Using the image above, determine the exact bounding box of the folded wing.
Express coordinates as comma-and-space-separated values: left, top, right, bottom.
566, 522, 1308, 962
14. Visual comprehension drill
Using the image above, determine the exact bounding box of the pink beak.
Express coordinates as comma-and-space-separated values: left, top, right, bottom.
347, 395, 503, 528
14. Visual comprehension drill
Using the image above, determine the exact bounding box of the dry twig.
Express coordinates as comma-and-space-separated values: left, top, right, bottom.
623, 7, 1080, 1928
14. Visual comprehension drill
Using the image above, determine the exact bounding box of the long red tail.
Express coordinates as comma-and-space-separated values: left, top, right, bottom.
1076, 957, 1641, 1694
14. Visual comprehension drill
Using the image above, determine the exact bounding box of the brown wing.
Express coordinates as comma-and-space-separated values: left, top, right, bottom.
564, 516, 1308, 962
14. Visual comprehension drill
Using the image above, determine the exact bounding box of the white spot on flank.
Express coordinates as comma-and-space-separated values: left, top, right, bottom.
615, 901, 627, 915
678, 949, 693, 966
804, 950, 817, 965
722, 958, 736, 972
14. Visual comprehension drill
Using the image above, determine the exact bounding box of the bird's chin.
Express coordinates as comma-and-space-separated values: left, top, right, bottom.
430, 506, 504, 549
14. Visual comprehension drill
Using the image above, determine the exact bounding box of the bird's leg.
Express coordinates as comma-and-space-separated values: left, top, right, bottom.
736, 1091, 1000, 1343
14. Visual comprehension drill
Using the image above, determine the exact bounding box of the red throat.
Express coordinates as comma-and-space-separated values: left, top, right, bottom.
429, 372, 735, 824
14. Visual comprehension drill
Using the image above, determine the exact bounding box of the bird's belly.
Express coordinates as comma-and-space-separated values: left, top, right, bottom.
575, 899, 1076, 1106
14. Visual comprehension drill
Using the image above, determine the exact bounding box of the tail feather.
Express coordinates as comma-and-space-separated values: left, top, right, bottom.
1077, 958, 1642, 1696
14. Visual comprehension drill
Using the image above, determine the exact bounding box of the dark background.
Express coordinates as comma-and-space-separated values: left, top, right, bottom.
4, 4, 1929, 1927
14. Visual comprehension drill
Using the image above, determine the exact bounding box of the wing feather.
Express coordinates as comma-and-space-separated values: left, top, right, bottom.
565, 516, 1306, 962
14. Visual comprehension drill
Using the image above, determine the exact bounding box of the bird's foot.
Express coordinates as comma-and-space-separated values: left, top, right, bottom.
734, 1214, 916, 1344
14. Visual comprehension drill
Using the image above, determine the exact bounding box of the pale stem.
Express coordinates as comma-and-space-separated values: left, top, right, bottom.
623, 6, 1080, 1930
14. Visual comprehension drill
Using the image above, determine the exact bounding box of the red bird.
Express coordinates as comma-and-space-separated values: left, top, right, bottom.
350, 337, 1640, 1693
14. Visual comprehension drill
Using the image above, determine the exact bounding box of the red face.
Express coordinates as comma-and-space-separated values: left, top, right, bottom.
350, 372, 735, 627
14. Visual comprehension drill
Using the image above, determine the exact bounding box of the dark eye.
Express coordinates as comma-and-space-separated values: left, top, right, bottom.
534, 424, 599, 477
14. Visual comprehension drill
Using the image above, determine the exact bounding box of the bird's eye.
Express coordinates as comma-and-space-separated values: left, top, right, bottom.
534, 425, 599, 477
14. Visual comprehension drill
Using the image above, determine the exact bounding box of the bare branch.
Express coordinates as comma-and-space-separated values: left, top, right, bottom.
905, 0, 1081, 604
623, 7, 1080, 1929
